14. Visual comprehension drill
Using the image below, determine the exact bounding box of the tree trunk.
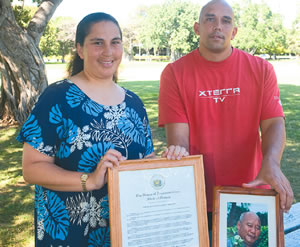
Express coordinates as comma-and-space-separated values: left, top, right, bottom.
0, 0, 63, 125
170, 49, 181, 61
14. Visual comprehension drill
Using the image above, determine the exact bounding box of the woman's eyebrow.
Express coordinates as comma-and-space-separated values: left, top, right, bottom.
89, 37, 122, 41
89, 38, 104, 42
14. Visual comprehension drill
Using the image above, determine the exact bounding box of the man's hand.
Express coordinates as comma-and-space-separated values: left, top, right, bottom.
242, 158, 294, 212
244, 117, 294, 212
162, 123, 190, 160
161, 145, 189, 160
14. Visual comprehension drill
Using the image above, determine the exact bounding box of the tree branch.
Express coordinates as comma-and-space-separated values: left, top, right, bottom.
0, 0, 15, 27
0, 0, 10, 9
27, 0, 63, 46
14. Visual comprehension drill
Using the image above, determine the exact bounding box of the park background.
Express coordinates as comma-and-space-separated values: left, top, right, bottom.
0, 0, 300, 246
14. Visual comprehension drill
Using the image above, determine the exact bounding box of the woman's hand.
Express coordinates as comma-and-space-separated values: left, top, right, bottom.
161, 145, 189, 160
87, 149, 126, 190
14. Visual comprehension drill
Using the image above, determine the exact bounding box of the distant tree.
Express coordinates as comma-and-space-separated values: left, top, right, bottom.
134, 4, 162, 56
0, 0, 62, 124
122, 24, 139, 60
232, 1, 287, 57
256, 10, 287, 57
287, 13, 300, 56
165, 1, 200, 59
53, 16, 76, 62
12, 4, 37, 28
132, 0, 200, 60
39, 20, 59, 57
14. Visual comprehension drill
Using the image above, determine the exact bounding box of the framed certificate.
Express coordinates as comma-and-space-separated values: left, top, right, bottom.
212, 186, 284, 247
107, 155, 209, 247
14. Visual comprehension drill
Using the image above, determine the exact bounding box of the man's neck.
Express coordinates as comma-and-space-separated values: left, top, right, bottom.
198, 46, 233, 62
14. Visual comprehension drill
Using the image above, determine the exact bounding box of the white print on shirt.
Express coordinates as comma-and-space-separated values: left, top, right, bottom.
274, 96, 282, 106
198, 87, 240, 103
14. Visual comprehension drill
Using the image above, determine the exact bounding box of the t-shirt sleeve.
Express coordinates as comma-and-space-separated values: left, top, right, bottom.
158, 63, 188, 127
260, 62, 284, 121
16, 86, 60, 157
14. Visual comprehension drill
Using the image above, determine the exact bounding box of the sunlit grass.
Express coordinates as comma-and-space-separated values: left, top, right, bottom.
279, 84, 300, 203
0, 125, 34, 247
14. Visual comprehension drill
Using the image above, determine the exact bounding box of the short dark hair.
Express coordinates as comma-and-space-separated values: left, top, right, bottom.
67, 12, 122, 78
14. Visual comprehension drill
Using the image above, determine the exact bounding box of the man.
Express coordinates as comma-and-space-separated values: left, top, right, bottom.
159, 0, 293, 231
227, 212, 262, 247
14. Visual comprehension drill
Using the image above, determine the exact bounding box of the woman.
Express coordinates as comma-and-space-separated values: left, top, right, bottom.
17, 12, 187, 246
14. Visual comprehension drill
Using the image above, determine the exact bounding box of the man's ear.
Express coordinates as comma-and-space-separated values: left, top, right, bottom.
193, 22, 200, 36
76, 43, 84, 59
237, 221, 241, 231
231, 26, 238, 40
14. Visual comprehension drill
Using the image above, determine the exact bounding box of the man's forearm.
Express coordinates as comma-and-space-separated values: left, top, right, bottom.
165, 123, 190, 151
244, 117, 293, 210
260, 117, 286, 166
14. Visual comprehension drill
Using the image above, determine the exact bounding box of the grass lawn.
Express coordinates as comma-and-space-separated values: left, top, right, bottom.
279, 84, 300, 202
0, 60, 299, 246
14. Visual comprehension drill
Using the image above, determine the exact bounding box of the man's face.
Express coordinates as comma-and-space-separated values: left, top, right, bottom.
237, 213, 261, 246
194, 1, 237, 54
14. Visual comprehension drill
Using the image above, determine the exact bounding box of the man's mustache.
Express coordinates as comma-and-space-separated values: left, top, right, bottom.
209, 32, 225, 39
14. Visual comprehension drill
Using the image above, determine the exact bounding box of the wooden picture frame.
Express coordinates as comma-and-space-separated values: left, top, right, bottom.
212, 186, 284, 247
107, 155, 209, 247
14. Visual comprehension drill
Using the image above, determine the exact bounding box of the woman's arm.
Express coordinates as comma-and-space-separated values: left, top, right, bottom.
22, 142, 125, 192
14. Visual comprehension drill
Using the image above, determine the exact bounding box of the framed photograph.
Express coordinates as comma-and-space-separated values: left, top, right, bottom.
212, 186, 284, 247
107, 155, 209, 247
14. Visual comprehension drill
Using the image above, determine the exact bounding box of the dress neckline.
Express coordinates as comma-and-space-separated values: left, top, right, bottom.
65, 79, 127, 107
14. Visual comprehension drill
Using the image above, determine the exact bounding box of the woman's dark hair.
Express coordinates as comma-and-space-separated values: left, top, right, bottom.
67, 12, 122, 80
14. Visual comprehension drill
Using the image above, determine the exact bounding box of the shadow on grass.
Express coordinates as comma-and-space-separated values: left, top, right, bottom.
0, 184, 34, 246
0, 127, 34, 246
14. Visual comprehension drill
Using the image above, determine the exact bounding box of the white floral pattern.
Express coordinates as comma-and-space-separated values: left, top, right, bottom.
70, 125, 92, 153
104, 102, 126, 129
66, 193, 107, 236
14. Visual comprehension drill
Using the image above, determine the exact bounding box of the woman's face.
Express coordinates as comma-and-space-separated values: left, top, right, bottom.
77, 21, 123, 81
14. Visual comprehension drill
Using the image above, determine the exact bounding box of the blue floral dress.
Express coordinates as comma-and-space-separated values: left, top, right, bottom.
17, 79, 154, 246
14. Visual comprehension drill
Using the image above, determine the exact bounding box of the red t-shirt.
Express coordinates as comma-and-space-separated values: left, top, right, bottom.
158, 48, 284, 211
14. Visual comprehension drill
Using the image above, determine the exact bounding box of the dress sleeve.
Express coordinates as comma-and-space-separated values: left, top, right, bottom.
158, 63, 188, 127
126, 89, 154, 157
140, 99, 154, 156
17, 86, 60, 157
260, 62, 284, 121
144, 115, 154, 156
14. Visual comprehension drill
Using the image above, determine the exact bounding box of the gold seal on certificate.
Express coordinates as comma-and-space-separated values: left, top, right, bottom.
150, 174, 165, 190
107, 155, 209, 247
